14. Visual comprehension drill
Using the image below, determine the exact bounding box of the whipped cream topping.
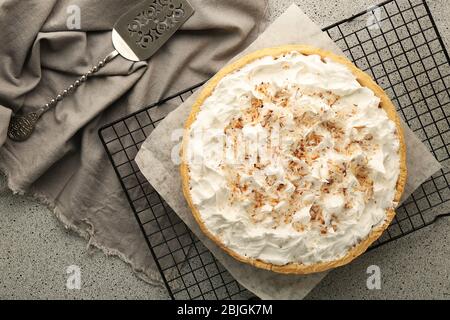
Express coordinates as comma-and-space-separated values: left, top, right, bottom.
185, 51, 400, 266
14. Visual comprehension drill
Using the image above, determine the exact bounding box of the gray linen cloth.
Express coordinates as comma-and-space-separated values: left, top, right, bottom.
0, 0, 269, 284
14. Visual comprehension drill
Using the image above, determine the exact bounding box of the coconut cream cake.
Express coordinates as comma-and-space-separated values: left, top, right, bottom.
180, 45, 407, 274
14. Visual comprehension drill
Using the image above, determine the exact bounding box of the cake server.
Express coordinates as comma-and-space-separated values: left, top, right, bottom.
8, 0, 194, 142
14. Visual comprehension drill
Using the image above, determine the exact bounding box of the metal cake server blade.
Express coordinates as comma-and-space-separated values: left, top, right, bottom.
113, 0, 194, 61
8, 0, 194, 142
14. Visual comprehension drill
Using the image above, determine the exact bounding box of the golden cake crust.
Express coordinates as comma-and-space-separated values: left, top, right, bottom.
180, 45, 407, 274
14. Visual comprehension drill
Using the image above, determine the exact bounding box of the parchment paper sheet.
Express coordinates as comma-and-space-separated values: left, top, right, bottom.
135, 5, 442, 299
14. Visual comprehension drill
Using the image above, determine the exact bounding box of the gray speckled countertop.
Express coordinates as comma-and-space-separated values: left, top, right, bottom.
1, 0, 449, 300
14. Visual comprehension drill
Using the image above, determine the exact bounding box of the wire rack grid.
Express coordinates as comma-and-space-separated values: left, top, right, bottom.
99, 0, 450, 300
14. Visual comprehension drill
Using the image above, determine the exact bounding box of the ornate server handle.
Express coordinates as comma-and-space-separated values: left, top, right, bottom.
8, 50, 120, 142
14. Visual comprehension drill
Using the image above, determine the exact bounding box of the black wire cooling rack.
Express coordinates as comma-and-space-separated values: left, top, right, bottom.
99, 0, 450, 300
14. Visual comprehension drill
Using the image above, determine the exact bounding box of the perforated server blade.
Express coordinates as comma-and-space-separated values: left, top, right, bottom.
113, 0, 194, 61
8, 0, 194, 142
